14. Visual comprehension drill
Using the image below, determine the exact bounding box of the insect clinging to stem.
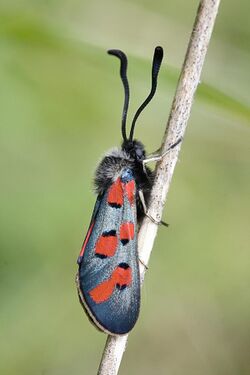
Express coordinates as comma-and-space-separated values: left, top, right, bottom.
76, 46, 180, 335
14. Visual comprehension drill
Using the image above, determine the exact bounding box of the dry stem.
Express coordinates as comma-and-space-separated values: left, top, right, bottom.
97, 1, 221, 374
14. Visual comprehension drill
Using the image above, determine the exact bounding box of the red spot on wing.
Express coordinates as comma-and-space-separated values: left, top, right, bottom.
89, 265, 132, 304
113, 266, 132, 286
95, 234, 118, 257
78, 221, 95, 259
120, 222, 135, 242
125, 180, 135, 205
107, 178, 123, 207
89, 278, 115, 304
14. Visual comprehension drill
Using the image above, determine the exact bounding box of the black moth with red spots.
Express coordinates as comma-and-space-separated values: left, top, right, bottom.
76, 46, 164, 335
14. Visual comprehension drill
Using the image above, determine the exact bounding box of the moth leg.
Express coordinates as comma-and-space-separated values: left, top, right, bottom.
143, 137, 182, 170
139, 258, 149, 270
138, 190, 168, 227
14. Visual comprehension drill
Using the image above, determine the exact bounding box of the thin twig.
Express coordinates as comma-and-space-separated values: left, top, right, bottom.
97, 1, 220, 374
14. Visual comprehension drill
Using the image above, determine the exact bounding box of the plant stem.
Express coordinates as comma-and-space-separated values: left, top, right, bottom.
97, 1, 221, 374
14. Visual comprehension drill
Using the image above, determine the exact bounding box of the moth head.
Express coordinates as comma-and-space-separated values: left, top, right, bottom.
121, 139, 146, 162
108, 46, 164, 145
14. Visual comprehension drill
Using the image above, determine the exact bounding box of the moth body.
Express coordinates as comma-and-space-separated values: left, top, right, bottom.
76, 46, 164, 335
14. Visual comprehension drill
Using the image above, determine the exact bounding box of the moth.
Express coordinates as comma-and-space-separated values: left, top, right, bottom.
76, 46, 176, 335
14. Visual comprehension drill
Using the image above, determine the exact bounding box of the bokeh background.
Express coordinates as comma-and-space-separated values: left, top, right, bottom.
1, 0, 250, 374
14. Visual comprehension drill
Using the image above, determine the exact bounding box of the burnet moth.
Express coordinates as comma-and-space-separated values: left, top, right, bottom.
76, 46, 170, 335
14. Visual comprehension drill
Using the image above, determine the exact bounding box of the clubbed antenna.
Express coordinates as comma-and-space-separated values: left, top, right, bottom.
108, 49, 130, 142
129, 46, 164, 141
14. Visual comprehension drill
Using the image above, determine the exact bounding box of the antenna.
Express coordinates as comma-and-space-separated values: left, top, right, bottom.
108, 49, 130, 142
129, 46, 163, 141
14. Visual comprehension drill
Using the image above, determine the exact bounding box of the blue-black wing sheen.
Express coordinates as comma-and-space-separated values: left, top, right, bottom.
77, 171, 140, 335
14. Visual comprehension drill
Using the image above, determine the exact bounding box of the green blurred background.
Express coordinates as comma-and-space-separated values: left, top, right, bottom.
1, 0, 249, 374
